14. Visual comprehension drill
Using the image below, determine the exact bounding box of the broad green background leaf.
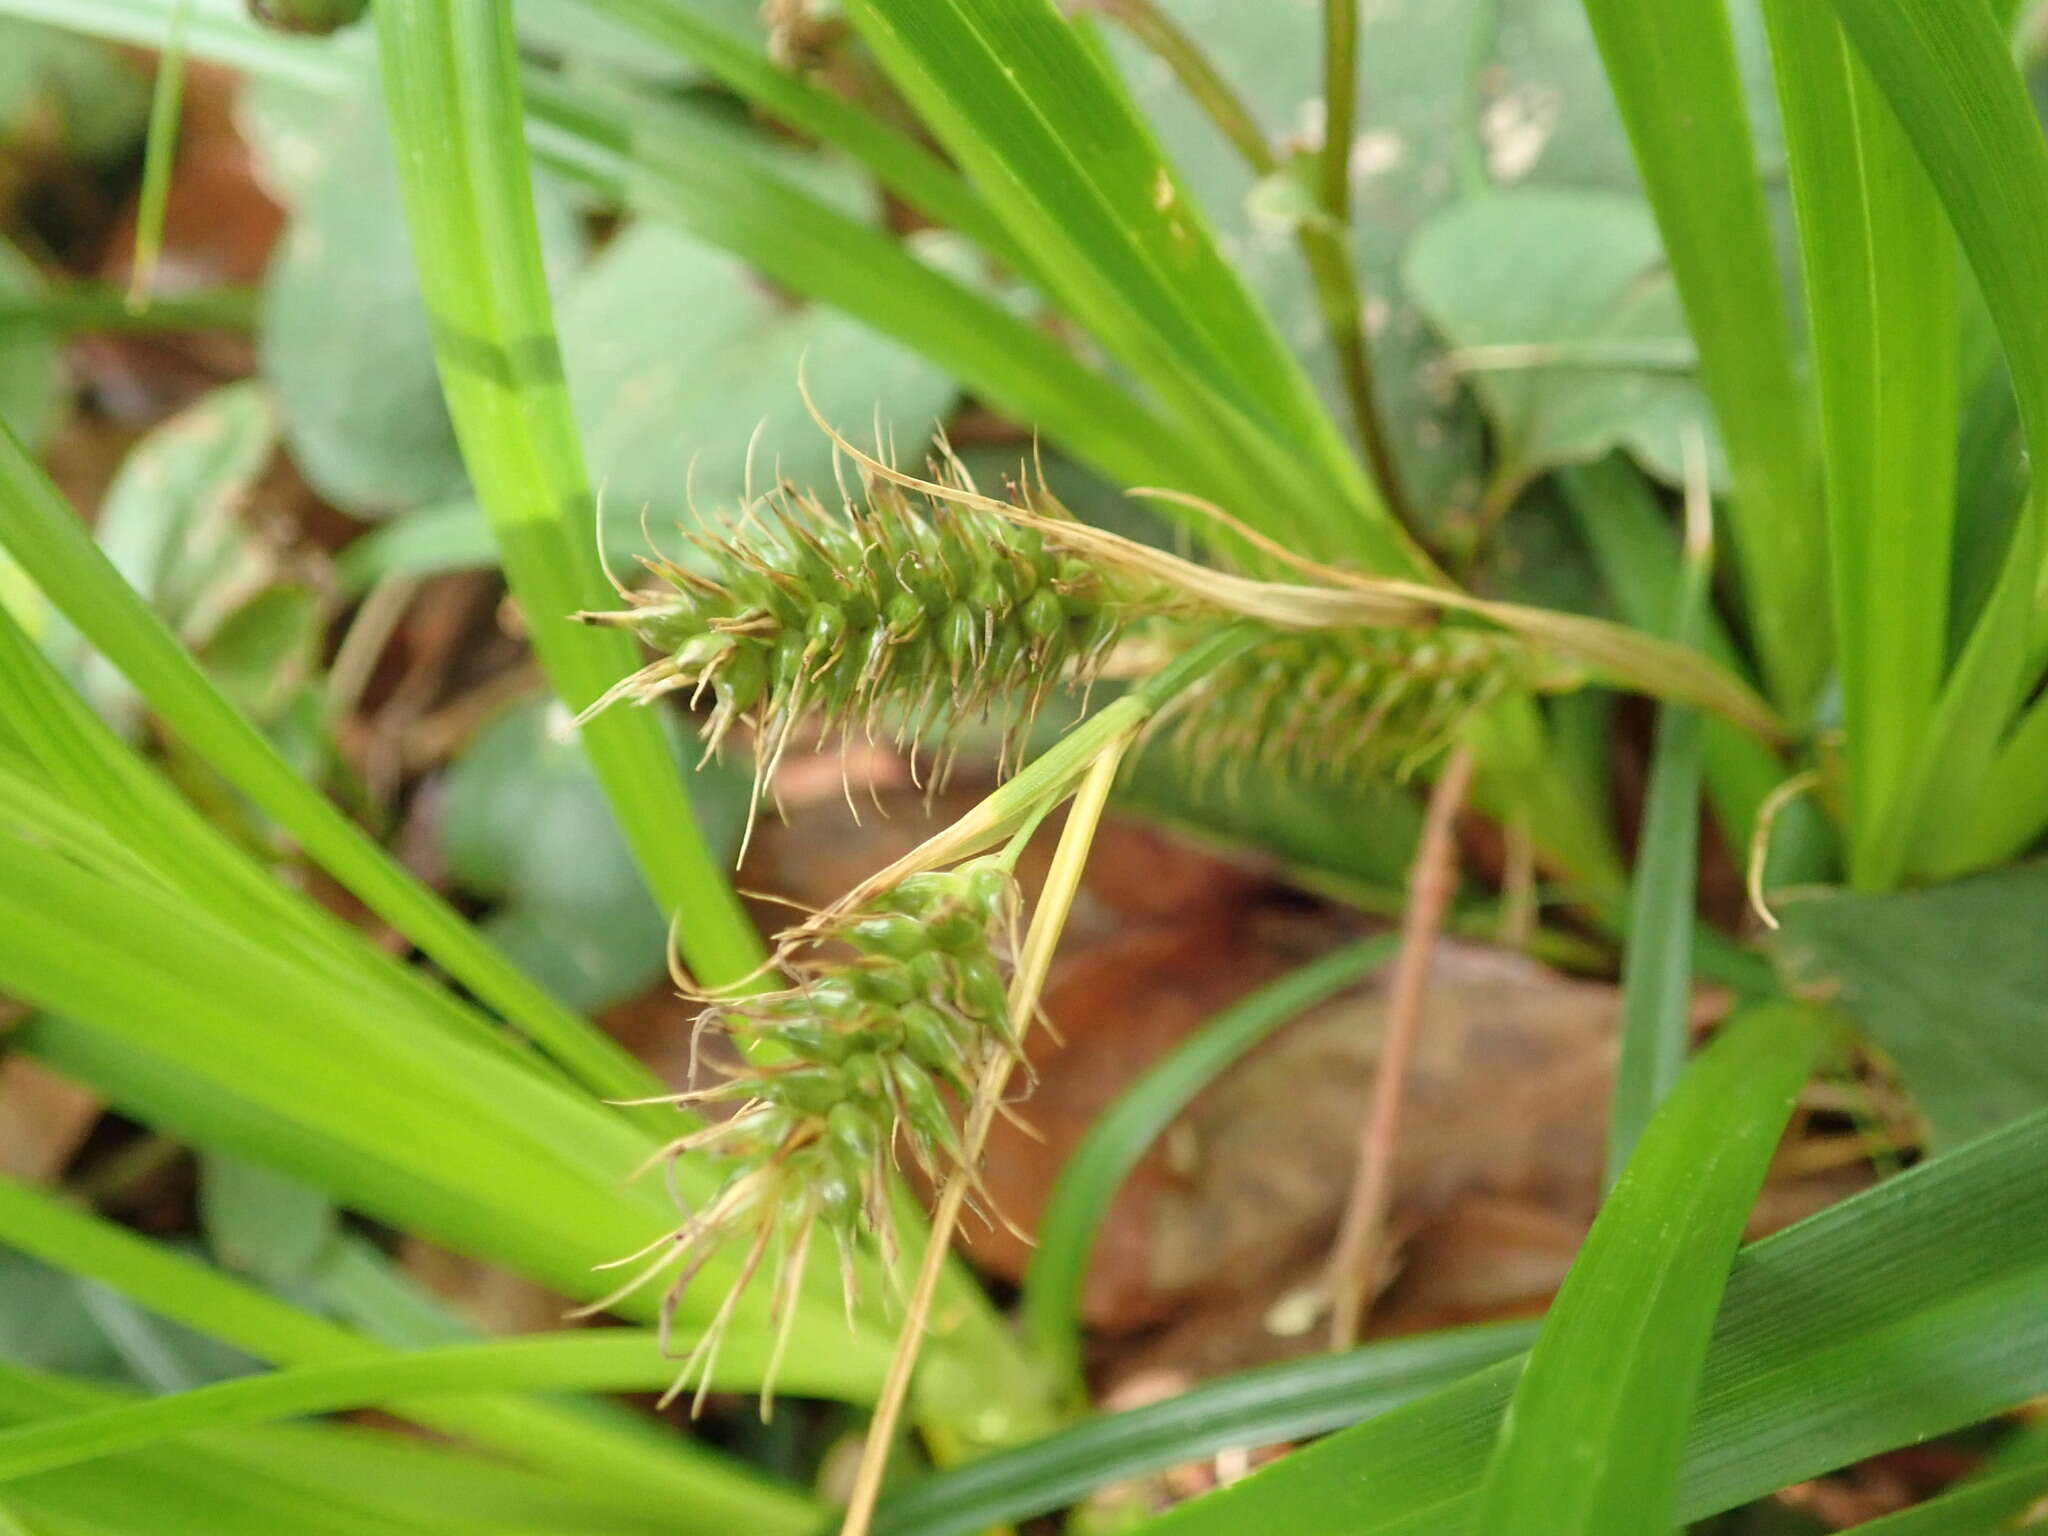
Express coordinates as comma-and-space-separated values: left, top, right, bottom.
199, 1155, 340, 1289
1405, 188, 1725, 497
436, 697, 747, 1011
559, 220, 957, 536
1098, 0, 1783, 524
0, 1251, 258, 1393
252, 83, 582, 517
1774, 863, 2048, 1148
0, 238, 59, 451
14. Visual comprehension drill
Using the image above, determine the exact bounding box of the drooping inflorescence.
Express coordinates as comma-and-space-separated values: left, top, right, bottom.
575, 461, 1142, 814
605, 856, 1020, 1414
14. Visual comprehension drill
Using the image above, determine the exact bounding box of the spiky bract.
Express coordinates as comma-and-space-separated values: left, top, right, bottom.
616, 857, 1019, 1413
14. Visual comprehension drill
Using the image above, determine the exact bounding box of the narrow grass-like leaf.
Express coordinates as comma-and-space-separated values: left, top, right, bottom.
837, 0, 1418, 572
0, 1175, 810, 1529
0, 1330, 888, 1484
1761, 0, 1956, 892
0, 827, 861, 1347
1144, 1075, 2048, 1534
1475, 1001, 1832, 1533
580, 0, 1023, 267
1602, 513, 1710, 1185
0, 436, 656, 1102
0, 1363, 682, 1536
371, 0, 761, 987
1020, 937, 1399, 1385
1577, 0, 1822, 715
868, 1323, 1540, 1536
1818, 0, 2048, 877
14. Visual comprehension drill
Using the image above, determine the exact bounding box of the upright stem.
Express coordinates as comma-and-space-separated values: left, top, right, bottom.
1306, 0, 1412, 526
1325, 743, 1476, 1348
839, 744, 1130, 1536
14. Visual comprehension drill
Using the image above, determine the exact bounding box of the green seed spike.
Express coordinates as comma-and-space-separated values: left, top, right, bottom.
573, 459, 1142, 821
611, 859, 1025, 1410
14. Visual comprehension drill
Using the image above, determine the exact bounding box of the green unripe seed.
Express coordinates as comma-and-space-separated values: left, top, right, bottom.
847, 911, 929, 960
713, 641, 768, 714
824, 1100, 880, 1166
766, 1066, 845, 1117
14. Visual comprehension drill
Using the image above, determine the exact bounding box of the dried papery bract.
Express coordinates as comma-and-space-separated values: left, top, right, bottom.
594, 856, 1024, 1415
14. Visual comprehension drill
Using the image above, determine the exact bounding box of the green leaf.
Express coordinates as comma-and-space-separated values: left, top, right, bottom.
0, 237, 60, 451
1141, 1097, 2048, 1533
1760, 0, 1956, 893
559, 219, 955, 536
198, 1154, 339, 1288
1576, 0, 1822, 715
437, 697, 747, 1011
839, 0, 1413, 571
0, 423, 662, 1106
0, 1176, 819, 1531
868, 1322, 1541, 1536
1474, 1001, 1833, 1533
1774, 862, 2048, 1148
1020, 937, 1400, 1385
1405, 187, 1726, 498
0, 1329, 890, 1484
371, 0, 763, 988
1603, 508, 1709, 1183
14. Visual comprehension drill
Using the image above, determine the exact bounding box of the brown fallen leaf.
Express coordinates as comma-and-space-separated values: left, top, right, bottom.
0, 1056, 101, 1182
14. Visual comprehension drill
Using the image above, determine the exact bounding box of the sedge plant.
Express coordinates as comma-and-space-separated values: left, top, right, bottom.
0, 0, 2047, 1534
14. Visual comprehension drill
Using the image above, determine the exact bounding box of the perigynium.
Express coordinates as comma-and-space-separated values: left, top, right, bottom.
592, 856, 1022, 1415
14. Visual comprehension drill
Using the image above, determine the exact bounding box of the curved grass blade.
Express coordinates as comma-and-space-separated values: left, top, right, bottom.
1602, 499, 1711, 1185
371, 0, 761, 989
581, 0, 1024, 270
1761, 0, 1956, 893
1142, 1053, 2048, 1534
1817, 0, 2048, 878
837, 0, 1419, 572
0, 427, 659, 1104
0, 1174, 819, 1531
1474, 1001, 1834, 1533
0, 1330, 889, 1485
1577, 0, 1822, 716
1020, 937, 1399, 1385
866, 1323, 1540, 1536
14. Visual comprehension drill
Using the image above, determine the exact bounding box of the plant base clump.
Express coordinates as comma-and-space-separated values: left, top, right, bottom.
603, 856, 1021, 1412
